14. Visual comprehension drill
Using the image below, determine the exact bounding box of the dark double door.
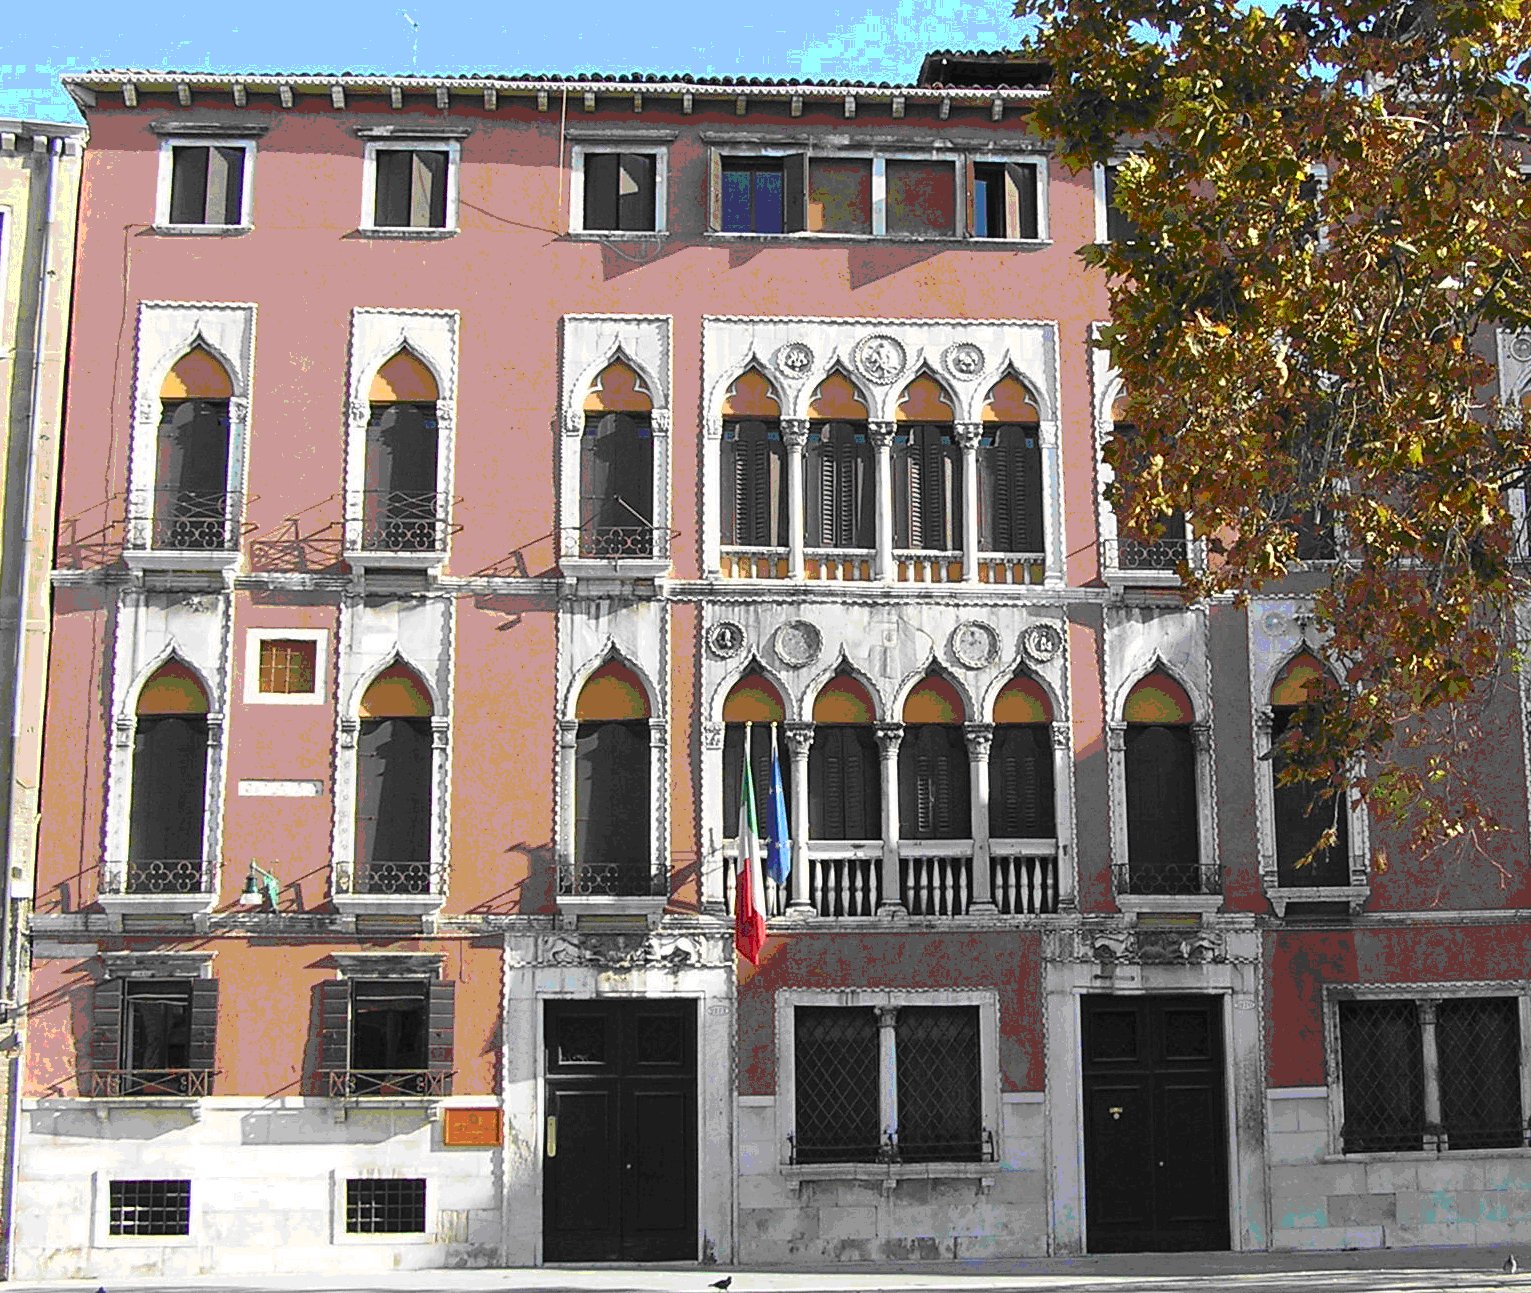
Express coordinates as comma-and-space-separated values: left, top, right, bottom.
543, 1001, 697, 1262
1082, 994, 1230, 1253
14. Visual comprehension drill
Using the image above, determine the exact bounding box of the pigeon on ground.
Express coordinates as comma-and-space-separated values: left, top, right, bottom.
1505, 1254, 1519, 1274
710, 1279, 733, 1291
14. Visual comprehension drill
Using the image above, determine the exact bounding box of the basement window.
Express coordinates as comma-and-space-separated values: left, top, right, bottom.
108, 1179, 191, 1236
346, 1178, 427, 1234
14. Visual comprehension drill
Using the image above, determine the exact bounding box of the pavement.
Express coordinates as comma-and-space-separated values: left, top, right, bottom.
9, 1248, 1531, 1293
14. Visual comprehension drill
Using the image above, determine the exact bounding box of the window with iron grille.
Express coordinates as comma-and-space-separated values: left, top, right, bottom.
258, 639, 318, 696
345, 1177, 426, 1234
792, 1004, 986, 1165
108, 1179, 191, 1236
1337, 994, 1525, 1154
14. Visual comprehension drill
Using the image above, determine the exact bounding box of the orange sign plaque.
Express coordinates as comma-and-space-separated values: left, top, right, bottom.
442, 1107, 502, 1147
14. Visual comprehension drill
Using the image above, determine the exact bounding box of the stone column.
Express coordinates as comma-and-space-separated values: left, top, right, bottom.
785, 722, 816, 915
876, 1003, 900, 1155
869, 421, 896, 581
782, 419, 809, 579
875, 722, 905, 915
701, 721, 726, 911
1419, 999, 1442, 1147
956, 421, 983, 583
966, 722, 996, 911
556, 718, 579, 898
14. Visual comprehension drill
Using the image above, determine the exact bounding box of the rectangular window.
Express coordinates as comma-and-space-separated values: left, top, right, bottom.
257, 639, 317, 696
163, 142, 249, 227
318, 976, 455, 1097
886, 160, 957, 237
108, 1179, 191, 1236
792, 1004, 987, 1165
970, 160, 1041, 240
346, 1178, 426, 1234
807, 158, 872, 235
580, 150, 660, 232
1101, 161, 1138, 244
1337, 994, 1525, 1153
722, 158, 787, 234
369, 146, 453, 230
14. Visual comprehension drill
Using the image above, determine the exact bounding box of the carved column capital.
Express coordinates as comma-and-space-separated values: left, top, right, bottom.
784, 721, 816, 758
1255, 708, 1275, 738
701, 721, 725, 752
954, 421, 984, 450
1106, 722, 1126, 753
875, 722, 904, 756
1192, 722, 1213, 753
874, 1004, 900, 1029
781, 418, 810, 449
868, 420, 896, 448
964, 722, 994, 760
346, 399, 371, 427
1037, 419, 1061, 448
1051, 721, 1072, 750
562, 409, 585, 435
557, 718, 579, 747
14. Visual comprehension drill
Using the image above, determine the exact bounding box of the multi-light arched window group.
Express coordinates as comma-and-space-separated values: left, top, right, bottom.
717, 664, 1064, 918
720, 365, 1045, 584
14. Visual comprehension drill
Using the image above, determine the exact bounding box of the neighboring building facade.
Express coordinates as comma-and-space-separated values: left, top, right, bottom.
0, 116, 84, 1276
15, 55, 1531, 1277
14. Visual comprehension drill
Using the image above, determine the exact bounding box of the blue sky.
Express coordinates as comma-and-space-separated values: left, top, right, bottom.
1, 0, 1034, 124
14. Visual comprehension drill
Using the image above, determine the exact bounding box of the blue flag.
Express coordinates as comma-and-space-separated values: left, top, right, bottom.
764, 725, 792, 886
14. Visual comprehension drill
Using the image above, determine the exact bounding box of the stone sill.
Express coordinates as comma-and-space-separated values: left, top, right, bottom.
1266, 884, 1370, 917
556, 895, 669, 927
47, 1096, 204, 1121
1115, 894, 1222, 917
1103, 570, 1186, 590
122, 549, 240, 574
331, 893, 445, 919
343, 550, 445, 572
559, 558, 670, 584
98, 892, 215, 918
782, 1161, 997, 1192
1323, 1147, 1531, 1165
356, 226, 457, 239
152, 223, 252, 237
703, 232, 1051, 250
328, 1096, 444, 1123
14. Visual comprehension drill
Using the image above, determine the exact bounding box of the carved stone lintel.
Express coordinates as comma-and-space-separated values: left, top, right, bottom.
781, 418, 810, 449
867, 421, 896, 448
784, 722, 816, 759
875, 723, 905, 756
954, 421, 984, 451
538, 931, 723, 971
964, 722, 994, 760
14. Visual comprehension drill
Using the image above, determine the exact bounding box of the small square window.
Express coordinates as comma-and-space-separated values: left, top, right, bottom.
971, 160, 1042, 241
346, 1177, 426, 1234
258, 639, 317, 696
578, 150, 663, 233
158, 141, 253, 228
722, 158, 788, 234
366, 144, 458, 231
108, 1179, 191, 1236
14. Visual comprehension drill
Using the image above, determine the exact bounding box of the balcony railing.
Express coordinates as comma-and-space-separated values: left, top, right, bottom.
87, 1068, 214, 1098
578, 524, 662, 559
719, 546, 789, 579
894, 550, 963, 583
124, 857, 205, 895
558, 859, 667, 899
347, 490, 448, 553
353, 859, 431, 896
127, 490, 242, 552
1114, 859, 1223, 898
324, 1068, 452, 1098
803, 548, 874, 581
991, 846, 1061, 914
1102, 536, 1205, 573
901, 850, 971, 915
720, 845, 788, 917
978, 552, 1046, 585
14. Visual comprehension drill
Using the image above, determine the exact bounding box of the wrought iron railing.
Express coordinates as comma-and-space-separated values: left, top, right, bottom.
325, 1068, 451, 1098
348, 490, 448, 553
131, 490, 241, 552
1114, 859, 1223, 897
88, 1068, 214, 1097
558, 859, 667, 898
1102, 535, 1204, 573
124, 858, 205, 895
787, 1127, 996, 1166
353, 859, 432, 896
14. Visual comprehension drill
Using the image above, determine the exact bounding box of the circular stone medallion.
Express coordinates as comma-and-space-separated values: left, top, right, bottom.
852, 334, 908, 385
776, 341, 815, 377
942, 342, 986, 379
706, 621, 746, 659
949, 621, 1001, 670
1512, 335, 1531, 363
772, 620, 823, 669
1020, 622, 1064, 664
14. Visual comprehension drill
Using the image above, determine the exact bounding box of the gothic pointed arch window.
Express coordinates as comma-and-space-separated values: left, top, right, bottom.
355, 662, 434, 895
721, 671, 791, 836
573, 660, 653, 893
1122, 671, 1200, 894
581, 361, 655, 558
1269, 653, 1350, 886
805, 373, 873, 550
893, 375, 962, 552
720, 368, 787, 548
361, 350, 442, 553
991, 673, 1055, 840
155, 347, 235, 551
978, 376, 1044, 555
898, 674, 970, 840
808, 674, 879, 840
1110, 398, 1188, 572
128, 659, 211, 894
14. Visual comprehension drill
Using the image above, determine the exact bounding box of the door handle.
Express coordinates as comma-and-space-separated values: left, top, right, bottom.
546, 1115, 557, 1159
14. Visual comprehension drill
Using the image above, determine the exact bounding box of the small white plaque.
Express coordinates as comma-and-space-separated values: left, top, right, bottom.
238, 779, 322, 798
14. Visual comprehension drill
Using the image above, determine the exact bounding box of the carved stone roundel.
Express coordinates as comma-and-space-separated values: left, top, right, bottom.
1512, 335, 1531, 363
1261, 611, 1288, 637
1020, 622, 1064, 665
772, 620, 823, 669
943, 342, 986, 380
949, 621, 1000, 670
852, 334, 908, 385
776, 342, 815, 377
707, 621, 746, 659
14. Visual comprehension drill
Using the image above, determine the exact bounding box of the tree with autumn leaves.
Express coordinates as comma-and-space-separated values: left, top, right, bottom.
1014, 0, 1531, 873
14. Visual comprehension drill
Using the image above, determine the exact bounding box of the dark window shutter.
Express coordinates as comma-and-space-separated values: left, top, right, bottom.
575, 720, 650, 870
318, 979, 353, 1073
187, 978, 219, 1075
707, 149, 724, 231
782, 154, 808, 233
811, 726, 879, 839
92, 978, 126, 1073
1271, 707, 1349, 885
582, 412, 654, 535
618, 152, 656, 231
1007, 162, 1039, 239
169, 146, 209, 224
899, 727, 970, 840
427, 981, 456, 1087
964, 158, 978, 236
129, 716, 208, 862
1124, 724, 1199, 891
374, 150, 412, 227
208, 146, 245, 224
584, 152, 619, 230
413, 150, 448, 228
157, 400, 232, 502
356, 717, 432, 867
992, 725, 1054, 837
722, 724, 744, 836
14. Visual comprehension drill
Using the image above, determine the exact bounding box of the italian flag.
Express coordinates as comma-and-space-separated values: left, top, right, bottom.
734, 726, 768, 966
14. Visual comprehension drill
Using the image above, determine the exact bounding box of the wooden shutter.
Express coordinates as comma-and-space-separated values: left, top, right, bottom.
91, 979, 126, 1076
169, 146, 209, 224
129, 716, 208, 863
356, 717, 432, 867
782, 154, 808, 233
964, 158, 977, 238
992, 725, 1054, 837
707, 149, 724, 231
1006, 162, 1039, 239
583, 152, 618, 230
187, 978, 219, 1075
427, 981, 456, 1087
618, 152, 656, 231
317, 979, 353, 1074
413, 150, 448, 228
374, 150, 411, 227
722, 724, 744, 835
1124, 724, 1199, 885
207, 146, 245, 225
1271, 708, 1350, 885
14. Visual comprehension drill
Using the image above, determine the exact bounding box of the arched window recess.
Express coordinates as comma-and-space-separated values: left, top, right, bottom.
151, 347, 239, 555
720, 670, 792, 919
1104, 396, 1197, 578
977, 375, 1045, 585
804, 373, 874, 579
353, 349, 447, 559
806, 672, 883, 916
578, 361, 660, 560
892, 377, 962, 579
719, 368, 789, 578
125, 658, 212, 897
988, 671, 1062, 915
897, 672, 973, 916
352, 662, 436, 897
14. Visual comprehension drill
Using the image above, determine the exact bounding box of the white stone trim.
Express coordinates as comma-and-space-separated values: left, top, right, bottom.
557, 314, 673, 571
359, 139, 461, 233
241, 628, 328, 706
127, 302, 256, 558
568, 142, 669, 234
153, 136, 256, 231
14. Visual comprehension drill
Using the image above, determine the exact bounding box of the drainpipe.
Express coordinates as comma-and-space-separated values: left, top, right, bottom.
2, 130, 64, 1280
